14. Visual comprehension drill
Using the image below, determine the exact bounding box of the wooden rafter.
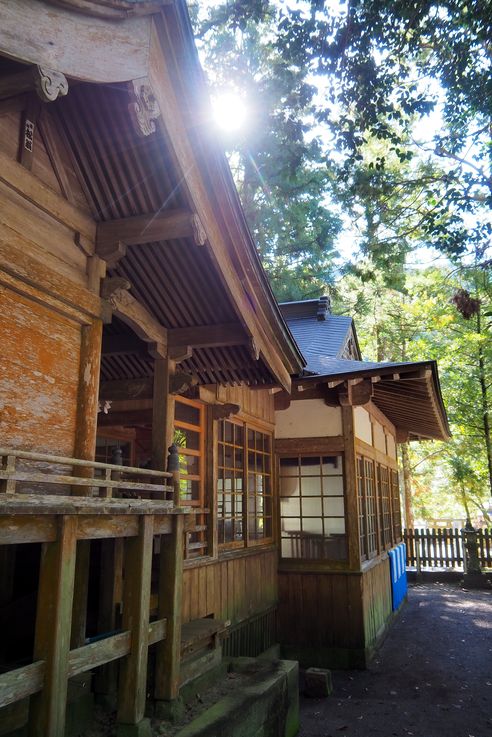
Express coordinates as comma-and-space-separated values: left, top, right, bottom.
167, 322, 244, 349
96, 209, 207, 264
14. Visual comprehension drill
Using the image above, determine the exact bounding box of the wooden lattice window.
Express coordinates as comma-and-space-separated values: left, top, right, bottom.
378, 464, 391, 549
217, 420, 273, 549
174, 397, 207, 558
357, 457, 368, 561
391, 470, 402, 541
362, 458, 378, 558
279, 455, 347, 561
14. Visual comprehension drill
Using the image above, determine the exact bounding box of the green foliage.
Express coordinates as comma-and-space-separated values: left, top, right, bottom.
194, 1, 341, 299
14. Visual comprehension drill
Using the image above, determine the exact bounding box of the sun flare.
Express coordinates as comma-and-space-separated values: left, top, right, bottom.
212, 92, 247, 132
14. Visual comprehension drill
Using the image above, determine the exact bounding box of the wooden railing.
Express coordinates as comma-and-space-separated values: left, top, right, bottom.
404, 527, 492, 570
0, 446, 179, 502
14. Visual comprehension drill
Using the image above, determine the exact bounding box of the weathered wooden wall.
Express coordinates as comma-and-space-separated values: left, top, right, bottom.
278, 557, 393, 668
0, 108, 101, 460
361, 557, 392, 649
182, 548, 277, 626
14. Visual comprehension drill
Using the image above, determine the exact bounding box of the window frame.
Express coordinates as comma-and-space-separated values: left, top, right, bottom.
217, 417, 274, 552
278, 451, 348, 563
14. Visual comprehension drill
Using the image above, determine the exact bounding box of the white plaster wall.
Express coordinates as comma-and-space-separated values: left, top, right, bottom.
275, 399, 342, 438
386, 433, 397, 459
373, 421, 386, 453
354, 406, 372, 445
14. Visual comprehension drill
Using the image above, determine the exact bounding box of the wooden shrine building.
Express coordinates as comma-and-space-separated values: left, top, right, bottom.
0, 2, 449, 736
275, 297, 450, 667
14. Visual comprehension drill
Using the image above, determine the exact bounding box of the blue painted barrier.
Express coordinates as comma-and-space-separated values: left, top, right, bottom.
388, 543, 407, 611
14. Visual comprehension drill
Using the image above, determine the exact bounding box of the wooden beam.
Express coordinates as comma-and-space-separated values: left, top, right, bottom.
211, 403, 240, 421
155, 514, 184, 705
117, 515, 154, 728
102, 278, 168, 350
0, 65, 68, 103
29, 516, 77, 737
339, 379, 373, 407
99, 378, 153, 402
152, 357, 175, 471
96, 209, 207, 264
167, 322, 244, 349
0, 1, 153, 84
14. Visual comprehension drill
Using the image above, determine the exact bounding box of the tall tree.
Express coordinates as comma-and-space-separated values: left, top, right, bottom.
195, 3, 341, 299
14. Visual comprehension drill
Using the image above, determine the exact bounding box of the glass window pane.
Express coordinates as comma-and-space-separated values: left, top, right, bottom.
302, 518, 323, 535
324, 518, 346, 534
321, 456, 341, 474
300, 457, 321, 476
323, 496, 345, 516
280, 477, 300, 497
279, 458, 299, 476
175, 401, 200, 426
301, 497, 322, 516
322, 476, 344, 496
224, 421, 233, 443
280, 497, 300, 516
301, 477, 322, 496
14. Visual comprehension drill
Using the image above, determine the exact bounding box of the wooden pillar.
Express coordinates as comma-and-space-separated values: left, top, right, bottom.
71, 319, 103, 646
152, 356, 176, 471
73, 319, 103, 480
154, 513, 184, 705
117, 515, 154, 729
342, 405, 362, 570
94, 538, 123, 702
29, 516, 77, 737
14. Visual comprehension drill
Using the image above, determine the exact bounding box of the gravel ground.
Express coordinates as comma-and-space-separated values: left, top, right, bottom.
298, 582, 492, 737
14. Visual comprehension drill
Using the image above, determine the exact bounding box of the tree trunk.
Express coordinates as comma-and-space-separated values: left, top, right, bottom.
401, 442, 414, 528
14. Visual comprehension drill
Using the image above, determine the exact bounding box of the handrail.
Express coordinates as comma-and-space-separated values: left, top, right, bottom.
0, 447, 172, 478
0, 445, 181, 501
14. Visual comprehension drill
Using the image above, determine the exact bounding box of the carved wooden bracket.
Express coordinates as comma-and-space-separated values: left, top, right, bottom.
128, 77, 161, 137
169, 371, 197, 395
35, 66, 69, 102
211, 403, 241, 421
101, 276, 168, 348
168, 345, 193, 363
338, 378, 374, 407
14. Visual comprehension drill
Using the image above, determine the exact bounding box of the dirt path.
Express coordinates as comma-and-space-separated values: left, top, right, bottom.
298, 582, 492, 737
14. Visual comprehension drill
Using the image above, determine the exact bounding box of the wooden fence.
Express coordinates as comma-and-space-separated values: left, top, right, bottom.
404, 528, 492, 570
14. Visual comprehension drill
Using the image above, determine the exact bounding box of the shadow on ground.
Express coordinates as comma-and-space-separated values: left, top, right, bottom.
298, 582, 492, 737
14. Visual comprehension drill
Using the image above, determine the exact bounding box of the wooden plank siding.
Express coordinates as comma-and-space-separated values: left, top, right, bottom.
182, 549, 277, 628
278, 557, 393, 669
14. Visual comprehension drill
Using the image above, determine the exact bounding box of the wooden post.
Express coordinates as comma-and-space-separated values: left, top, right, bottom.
93, 538, 123, 703
117, 515, 154, 731
152, 356, 176, 472
154, 513, 185, 710
71, 319, 103, 647
29, 516, 77, 737
73, 319, 103, 489
342, 405, 361, 569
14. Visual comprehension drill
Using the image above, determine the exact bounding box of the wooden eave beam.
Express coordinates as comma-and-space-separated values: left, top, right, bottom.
96, 209, 207, 264
167, 322, 245, 349
147, 17, 292, 393
99, 378, 153, 402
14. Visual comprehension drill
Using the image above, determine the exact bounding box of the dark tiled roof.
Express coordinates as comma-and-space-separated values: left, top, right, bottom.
280, 299, 358, 375
300, 356, 415, 378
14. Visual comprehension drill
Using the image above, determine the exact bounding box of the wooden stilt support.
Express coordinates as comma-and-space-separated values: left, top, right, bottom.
117, 515, 154, 731
152, 356, 175, 472
94, 538, 123, 703
29, 516, 77, 737
154, 512, 184, 708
